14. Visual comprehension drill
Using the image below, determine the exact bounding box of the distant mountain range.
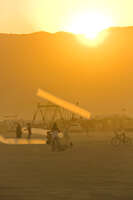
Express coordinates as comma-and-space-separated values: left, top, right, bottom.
0, 27, 133, 119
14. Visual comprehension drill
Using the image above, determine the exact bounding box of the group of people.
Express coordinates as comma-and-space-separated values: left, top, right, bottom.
15, 121, 73, 152
16, 123, 32, 139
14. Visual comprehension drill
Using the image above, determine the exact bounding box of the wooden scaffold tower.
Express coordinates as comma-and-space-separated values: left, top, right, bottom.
32, 102, 90, 134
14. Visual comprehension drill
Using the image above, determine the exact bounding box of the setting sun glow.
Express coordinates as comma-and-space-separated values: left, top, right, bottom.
67, 11, 113, 46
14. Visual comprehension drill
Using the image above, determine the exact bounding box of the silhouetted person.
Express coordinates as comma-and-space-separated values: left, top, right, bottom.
46, 131, 53, 144
51, 122, 61, 151
16, 123, 22, 138
27, 123, 32, 139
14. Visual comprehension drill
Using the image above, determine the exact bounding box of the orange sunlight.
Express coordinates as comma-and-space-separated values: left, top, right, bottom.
67, 11, 113, 46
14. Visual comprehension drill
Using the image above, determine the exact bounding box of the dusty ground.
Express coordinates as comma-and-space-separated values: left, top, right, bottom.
0, 131, 133, 200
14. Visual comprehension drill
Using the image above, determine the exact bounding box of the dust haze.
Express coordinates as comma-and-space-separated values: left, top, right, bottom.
1, 27, 133, 200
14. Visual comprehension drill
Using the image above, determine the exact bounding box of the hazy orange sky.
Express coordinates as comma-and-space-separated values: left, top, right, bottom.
1, 0, 133, 33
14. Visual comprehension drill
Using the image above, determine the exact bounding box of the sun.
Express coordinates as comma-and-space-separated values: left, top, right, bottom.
66, 11, 113, 46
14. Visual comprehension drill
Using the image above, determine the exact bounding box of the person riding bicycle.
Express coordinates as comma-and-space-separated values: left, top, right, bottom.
112, 128, 131, 146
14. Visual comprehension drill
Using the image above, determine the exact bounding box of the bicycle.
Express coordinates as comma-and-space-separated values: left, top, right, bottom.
111, 131, 132, 146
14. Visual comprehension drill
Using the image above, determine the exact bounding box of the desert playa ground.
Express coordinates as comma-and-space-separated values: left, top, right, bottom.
0, 131, 133, 200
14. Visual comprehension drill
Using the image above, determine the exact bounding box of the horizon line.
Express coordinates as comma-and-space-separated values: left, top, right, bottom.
0, 25, 133, 35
